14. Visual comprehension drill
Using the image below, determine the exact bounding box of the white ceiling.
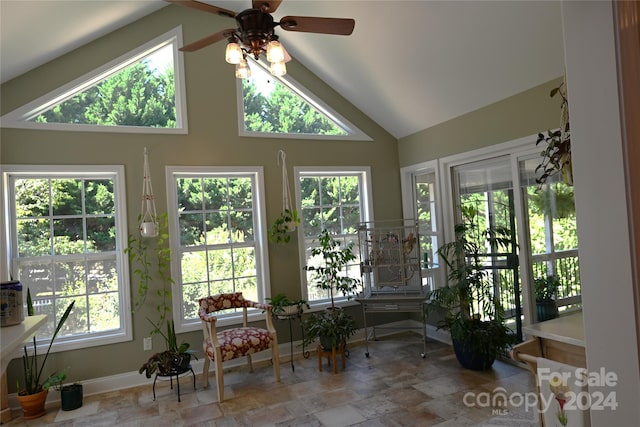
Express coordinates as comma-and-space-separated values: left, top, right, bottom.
0, 0, 565, 139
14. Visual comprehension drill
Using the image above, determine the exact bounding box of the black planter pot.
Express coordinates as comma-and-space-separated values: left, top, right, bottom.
452, 337, 496, 371
536, 300, 559, 322
60, 384, 83, 411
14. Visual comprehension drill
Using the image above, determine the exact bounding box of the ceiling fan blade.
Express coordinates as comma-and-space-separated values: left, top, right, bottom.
279, 16, 355, 36
165, 0, 236, 18
252, 0, 283, 13
180, 29, 235, 52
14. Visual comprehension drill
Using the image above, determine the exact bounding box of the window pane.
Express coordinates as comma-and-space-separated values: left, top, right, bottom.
84, 179, 114, 214
86, 216, 115, 251
17, 218, 51, 256
54, 260, 86, 296
15, 178, 50, 217
31, 44, 177, 128
180, 212, 205, 246
177, 178, 203, 211
203, 178, 227, 210
52, 179, 83, 215
53, 218, 85, 255
87, 259, 118, 293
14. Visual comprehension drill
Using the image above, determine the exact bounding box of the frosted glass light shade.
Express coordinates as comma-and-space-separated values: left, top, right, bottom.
266, 41, 285, 63
270, 61, 286, 77
225, 42, 243, 64
235, 59, 251, 79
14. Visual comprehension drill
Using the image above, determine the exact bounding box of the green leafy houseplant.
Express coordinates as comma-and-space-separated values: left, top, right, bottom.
534, 275, 561, 303
126, 213, 196, 377
266, 293, 309, 319
534, 275, 561, 322
536, 81, 572, 187
302, 229, 361, 350
20, 300, 75, 395
269, 208, 300, 244
139, 319, 196, 378
427, 206, 516, 370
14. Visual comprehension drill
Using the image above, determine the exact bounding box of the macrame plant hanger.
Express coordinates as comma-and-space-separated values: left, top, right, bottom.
278, 150, 295, 228
140, 147, 158, 238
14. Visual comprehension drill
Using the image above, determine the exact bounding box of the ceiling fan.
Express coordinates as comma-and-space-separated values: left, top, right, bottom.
166, 0, 355, 78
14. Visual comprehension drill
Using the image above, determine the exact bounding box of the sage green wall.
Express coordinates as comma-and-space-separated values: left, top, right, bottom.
1, 5, 400, 390
397, 77, 564, 166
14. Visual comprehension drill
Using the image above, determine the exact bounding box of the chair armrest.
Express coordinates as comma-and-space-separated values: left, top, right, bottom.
199, 311, 218, 323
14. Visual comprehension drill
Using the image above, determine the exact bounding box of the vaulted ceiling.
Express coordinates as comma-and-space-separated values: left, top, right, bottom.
0, 0, 565, 139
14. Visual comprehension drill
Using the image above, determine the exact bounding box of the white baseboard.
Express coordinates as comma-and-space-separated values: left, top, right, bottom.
8, 319, 452, 411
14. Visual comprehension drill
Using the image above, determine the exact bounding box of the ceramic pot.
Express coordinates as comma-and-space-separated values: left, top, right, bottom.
139, 221, 158, 238
536, 300, 559, 322
16, 389, 48, 420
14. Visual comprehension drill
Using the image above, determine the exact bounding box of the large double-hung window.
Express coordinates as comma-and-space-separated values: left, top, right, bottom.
166, 167, 269, 328
295, 167, 373, 303
2, 165, 130, 350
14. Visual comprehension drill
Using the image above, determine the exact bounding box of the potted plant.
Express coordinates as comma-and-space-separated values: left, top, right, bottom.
269, 208, 300, 244
139, 319, 196, 378
17, 300, 75, 419
302, 229, 361, 352
266, 293, 309, 319
269, 150, 300, 244
536, 81, 572, 186
127, 214, 196, 379
427, 206, 516, 370
534, 275, 561, 322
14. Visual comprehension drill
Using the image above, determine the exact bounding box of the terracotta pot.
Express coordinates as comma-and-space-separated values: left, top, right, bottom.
16, 389, 48, 420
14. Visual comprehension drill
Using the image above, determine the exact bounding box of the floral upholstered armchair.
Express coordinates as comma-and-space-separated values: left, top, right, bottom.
198, 292, 281, 401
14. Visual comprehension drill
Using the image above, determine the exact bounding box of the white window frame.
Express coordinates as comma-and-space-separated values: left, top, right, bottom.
236, 58, 371, 141
1, 27, 188, 134
294, 166, 374, 308
1, 164, 132, 352
400, 159, 445, 291
166, 166, 271, 331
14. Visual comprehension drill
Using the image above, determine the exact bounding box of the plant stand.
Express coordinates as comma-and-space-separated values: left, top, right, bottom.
275, 312, 309, 372
317, 343, 346, 374
152, 365, 195, 402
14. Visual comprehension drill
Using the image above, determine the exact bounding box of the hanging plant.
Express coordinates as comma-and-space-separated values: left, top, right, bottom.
139, 147, 159, 238
536, 81, 573, 187
269, 150, 300, 244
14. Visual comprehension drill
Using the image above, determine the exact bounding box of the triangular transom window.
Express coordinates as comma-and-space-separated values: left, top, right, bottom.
1, 27, 187, 134
238, 59, 369, 140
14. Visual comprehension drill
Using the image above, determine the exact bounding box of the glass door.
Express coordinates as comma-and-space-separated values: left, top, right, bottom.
452, 156, 522, 340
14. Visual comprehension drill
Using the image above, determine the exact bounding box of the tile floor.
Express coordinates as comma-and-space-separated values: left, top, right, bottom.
7, 334, 540, 426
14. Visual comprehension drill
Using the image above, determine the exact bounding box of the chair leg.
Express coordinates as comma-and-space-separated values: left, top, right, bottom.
271, 340, 281, 382
202, 357, 210, 388
246, 354, 253, 372
215, 354, 224, 402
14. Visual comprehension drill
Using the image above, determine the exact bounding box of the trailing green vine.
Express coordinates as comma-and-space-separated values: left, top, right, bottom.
125, 212, 173, 336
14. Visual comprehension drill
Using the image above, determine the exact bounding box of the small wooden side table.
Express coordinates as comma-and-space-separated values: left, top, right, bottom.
317, 343, 345, 374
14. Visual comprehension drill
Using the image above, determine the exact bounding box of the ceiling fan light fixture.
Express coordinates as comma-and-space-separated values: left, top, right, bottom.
270, 60, 287, 77
225, 41, 243, 64
235, 58, 252, 79
266, 40, 285, 63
